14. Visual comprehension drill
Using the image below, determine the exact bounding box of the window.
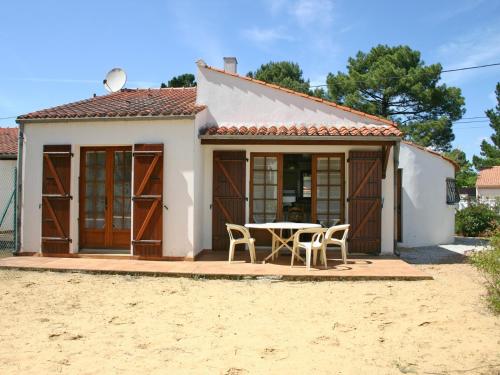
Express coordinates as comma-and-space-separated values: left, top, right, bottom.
250, 154, 281, 223
312, 155, 345, 227
446, 178, 460, 204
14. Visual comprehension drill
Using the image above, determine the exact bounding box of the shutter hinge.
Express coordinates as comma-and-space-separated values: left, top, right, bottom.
347, 158, 350, 163
246, 158, 249, 162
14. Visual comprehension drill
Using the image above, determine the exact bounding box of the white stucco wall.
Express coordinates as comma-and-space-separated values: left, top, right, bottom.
196, 144, 395, 255
0, 159, 17, 232
398, 143, 456, 247
196, 65, 389, 128
477, 187, 500, 199
20, 119, 196, 257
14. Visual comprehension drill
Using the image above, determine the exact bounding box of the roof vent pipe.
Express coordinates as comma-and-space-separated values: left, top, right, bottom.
223, 57, 237, 74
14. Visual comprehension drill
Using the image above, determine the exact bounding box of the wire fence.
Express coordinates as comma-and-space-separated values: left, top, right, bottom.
0, 163, 16, 257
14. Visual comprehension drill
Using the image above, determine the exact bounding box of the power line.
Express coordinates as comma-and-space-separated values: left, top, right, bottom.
0, 116, 17, 120
453, 120, 490, 124
310, 62, 500, 87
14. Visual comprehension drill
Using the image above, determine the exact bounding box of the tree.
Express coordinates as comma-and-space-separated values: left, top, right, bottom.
326, 45, 465, 151
161, 73, 196, 88
247, 61, 312, 95
473, 82, 500, 170
445, 148, 477, 188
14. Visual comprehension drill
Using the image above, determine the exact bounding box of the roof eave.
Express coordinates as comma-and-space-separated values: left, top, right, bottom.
16, 114, 197, 124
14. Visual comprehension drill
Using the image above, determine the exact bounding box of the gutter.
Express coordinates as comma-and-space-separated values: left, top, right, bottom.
16, 114, 196, 125
0, 154, 17, 160
199, 135, 402, 142
14, 123, 24, 255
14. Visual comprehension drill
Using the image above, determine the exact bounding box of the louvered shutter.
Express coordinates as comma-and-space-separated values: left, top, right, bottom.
132, 144, 163, 257
41, 145, 72, 253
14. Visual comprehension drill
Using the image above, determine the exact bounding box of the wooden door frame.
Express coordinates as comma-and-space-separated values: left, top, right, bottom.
248, 153, 283, 223
79, 146, 132, 250
248, 152, 346, 225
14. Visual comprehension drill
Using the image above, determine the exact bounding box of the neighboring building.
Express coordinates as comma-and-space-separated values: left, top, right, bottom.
15, 58, 456, 260
476, 166, 500, 206
0, 127, 18, 236
398, 142, 459, 247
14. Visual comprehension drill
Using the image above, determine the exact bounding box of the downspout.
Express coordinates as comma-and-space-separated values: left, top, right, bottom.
14, 122, 24, 255
393, 141, 400, 257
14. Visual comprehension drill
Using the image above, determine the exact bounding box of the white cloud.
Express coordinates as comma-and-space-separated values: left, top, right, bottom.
289, 0, 334, 28
242, 27, 294, 44
437, 26, 500, 84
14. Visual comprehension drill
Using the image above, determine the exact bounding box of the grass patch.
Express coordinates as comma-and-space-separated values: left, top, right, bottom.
470, 230, 500, 314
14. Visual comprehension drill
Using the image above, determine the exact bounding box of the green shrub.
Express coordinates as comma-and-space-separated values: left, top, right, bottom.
456, 204, 498, 237
470, 230, 500, 314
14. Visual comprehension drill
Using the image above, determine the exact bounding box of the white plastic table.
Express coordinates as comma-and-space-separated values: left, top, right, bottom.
245, 222, 322, 263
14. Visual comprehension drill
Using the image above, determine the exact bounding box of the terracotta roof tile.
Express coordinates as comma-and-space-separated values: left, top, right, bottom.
0, 127, 18, 156
476, 166, 500, 188
202, 64, 399, 128
202, 124, 403, 138
17, 88, 205, 121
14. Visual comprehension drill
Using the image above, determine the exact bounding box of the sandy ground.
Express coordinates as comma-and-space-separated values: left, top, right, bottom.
0, 263, 499, 375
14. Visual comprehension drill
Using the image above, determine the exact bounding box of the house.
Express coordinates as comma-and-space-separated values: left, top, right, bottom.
476, 166, 500, 206
15, 58, 457, 260
0, 127, 18, 241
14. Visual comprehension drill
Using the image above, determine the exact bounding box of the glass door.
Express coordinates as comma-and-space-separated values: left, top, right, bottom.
312, 154, 345, 227
79, 147, 132, 250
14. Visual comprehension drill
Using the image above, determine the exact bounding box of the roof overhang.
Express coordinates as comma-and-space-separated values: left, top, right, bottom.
199, 134, 401, 145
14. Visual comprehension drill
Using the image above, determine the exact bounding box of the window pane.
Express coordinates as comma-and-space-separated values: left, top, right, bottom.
317, 200, 328, 214
329, 186, 341, 199
266, 157, 278, 170
266, 171, 277, 184
254, 214, 265, 223
329, 158, 340, 171
317, 172, 328, 185
254, 171, 265, 184
265, 200, 277, 213
253, 200, 264, 213
329, 172, 341, 185
253, 157, 265, 169
317, 185, 329, 199
265, 185, 277, 199
254, 185, 265, 199
317, 158, 328, 171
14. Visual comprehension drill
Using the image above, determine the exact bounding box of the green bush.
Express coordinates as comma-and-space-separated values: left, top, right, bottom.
470, 230, 500, 314
456, 204, 498, 237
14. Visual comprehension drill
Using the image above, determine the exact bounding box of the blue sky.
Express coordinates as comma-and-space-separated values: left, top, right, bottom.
1, 0, 499, 159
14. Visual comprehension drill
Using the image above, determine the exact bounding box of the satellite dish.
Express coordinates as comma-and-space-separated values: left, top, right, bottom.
103, 68, 127, 93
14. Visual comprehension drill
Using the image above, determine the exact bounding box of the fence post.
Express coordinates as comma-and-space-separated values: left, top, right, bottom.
13, 167, 17, 254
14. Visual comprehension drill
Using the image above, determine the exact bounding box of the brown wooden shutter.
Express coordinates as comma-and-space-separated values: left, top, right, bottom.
212, 151, 246, 251
132, 144, 163, 258
348, 151, 382, 254
41, 145, 72, 253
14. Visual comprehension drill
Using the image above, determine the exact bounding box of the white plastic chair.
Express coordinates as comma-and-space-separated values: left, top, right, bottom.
323, 224, 350, 264
226, 224, 256, 264
291, 228, 327, 270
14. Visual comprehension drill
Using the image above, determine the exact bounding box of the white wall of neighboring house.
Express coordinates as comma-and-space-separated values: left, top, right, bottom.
0, 159, 17, 232
398, 143, 456, 247
20, 119, 197, 258
477, 187, 500, 199
196, 144, 395, 255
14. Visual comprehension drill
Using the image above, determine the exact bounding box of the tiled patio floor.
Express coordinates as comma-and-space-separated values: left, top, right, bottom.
0, 250, 431, 280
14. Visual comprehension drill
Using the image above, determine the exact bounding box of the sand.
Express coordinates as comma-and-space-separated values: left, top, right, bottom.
0, 263, 498, 375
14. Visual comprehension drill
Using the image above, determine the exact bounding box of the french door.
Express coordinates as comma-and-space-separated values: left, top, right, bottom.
79, 146, 132, 249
